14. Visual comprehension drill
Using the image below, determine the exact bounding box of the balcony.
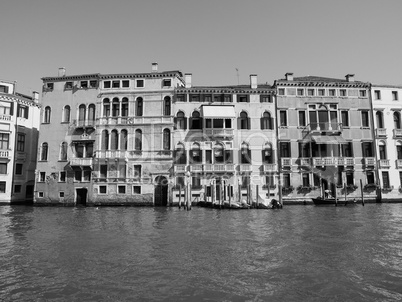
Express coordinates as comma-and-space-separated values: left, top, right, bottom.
0, 150, 10, 158
363, 157, 376, 167
70, 158, 93, 167
281, 158, 291, 167
262, 164, 277, 172
95, 150, 172, 160
313, 157, 355, 166
0, 114, 11, 122
239, 164, 252, 172
189, 164, 203, 172
375, 128, 387, 137
204, 164, 235, 173
98, 116, 173, 125
396, 159, 402, 169
204, 129, 234, 139
174, 165, 186, 173
297, 158, 311, 166
393, 129, 402, 138
303, 122, 342, 135
71, 133, 95, 141
72, 119, 95, 129
378, 159, 390, 169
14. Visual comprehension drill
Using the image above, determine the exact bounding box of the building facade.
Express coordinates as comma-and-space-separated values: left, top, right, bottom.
0, 80, 40, 204
35, 64, 184, 205
372, 84, 402, 201
275, 73, 379, 203
172, 74, 277, 205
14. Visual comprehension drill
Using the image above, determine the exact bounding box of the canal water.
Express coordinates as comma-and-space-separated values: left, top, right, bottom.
1, 205, 402, 302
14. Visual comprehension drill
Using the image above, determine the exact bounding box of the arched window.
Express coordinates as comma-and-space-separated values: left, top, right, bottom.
191, 143, 202, 163
163, 128, 170, 150
175, 143, 186, 165
103, 98, 110, 117
379, 141, 387, 160
41, 142, 48, 160
110, 130, 118, 150
44, 106, 51, 123
261, 112, 272, 130
63, 105, 70, 123
376, 111, 384, 128
112, 97, 119, 117
239, 111, 249, 129
263, 143, 273, 164
135, 129, 142, 151
176, 111, 186, 130
394, 112, 401, 129
190, 111, 202, 129
164, 96, 171, 116
60, 142, 68, 161
101, 130, 109, 150
214, 144, 224, 163
121, 97, 128, 117
396, 141, 402, 160
78, 104, 86, 124
120, 129, 128, 151
136, 97, 143, 117
88, 104, 95, 124
240, 143, 251, 164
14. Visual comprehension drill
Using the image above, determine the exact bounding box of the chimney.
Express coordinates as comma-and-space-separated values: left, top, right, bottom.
185, 73, 192, 88
32, 91, 39, 103
152, 62, 158, 73
58, 67, 66, 77
345, 74, 355, 82
250, 74, 257, 89
285, 72, 293, 81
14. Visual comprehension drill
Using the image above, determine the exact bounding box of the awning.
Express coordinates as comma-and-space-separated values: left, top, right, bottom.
202, 105, 235, 118
312, 135, 348, 144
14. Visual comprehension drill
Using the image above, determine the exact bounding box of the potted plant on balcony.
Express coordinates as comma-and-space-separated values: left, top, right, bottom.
296, 185, 314, 193
363, 183, 379, 192
381, 185, 394, 192
282, 186, 294, 195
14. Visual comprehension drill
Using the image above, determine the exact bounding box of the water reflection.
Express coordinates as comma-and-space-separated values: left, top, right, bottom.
0, 205, 401, 301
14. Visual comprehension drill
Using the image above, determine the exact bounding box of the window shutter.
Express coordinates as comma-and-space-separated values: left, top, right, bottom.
184, 118, 187, 130
24, 106, 29, 119
173, 117, 177, 130
10, 103, 14, 115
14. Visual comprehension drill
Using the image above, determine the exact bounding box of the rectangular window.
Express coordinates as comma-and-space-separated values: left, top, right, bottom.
176, 94, 185, 102
374, 90, 381, 100
15, 163, 23, 175
17, 105, 28, 119
392, 91, 398, 101
100, 165, 107, 179
59, 171, 66, 182
133, 186, 141, 194
359, 90, 366, 97
302, 173, 310, 187
192, 176, 201, 188
0, 163, 7, 174
367, 171, 375, 184
65, 82, 73, 89
297, 89, 304, 96
214, 95, 223, 103
103, 81, 111, 88
39, 172, 45, 182
203, 95, 212, 102
118, 185, 126, 194
122, 80, 129, 88
99, 186, 107, 194
361, 111, 369, 127
340, 89, 347, 97
318, 89, 325, 96
279, 142, 291, 157
80, 81, 88, 88
59, 191, 64, 198
307, 89, 314, 96
136, 79, 144, 87
237, 95, 249, 103
260, 95, 271, 103
0, 182, 6, 193
112, 80, 120, 88
89, 80, 98, 88
382, 171, 390, 188
38, 191, 44, 197
14, 185, 21, 193
191, 95, 200, 102
278, 88, 285, 96
83, 170, 91, 182
74, 170, 82, 182
134, 165, 142, 180
283, 174, 291, 188
329, 89, 336, 96
298, 111, 306, 127
163, 79, 171, 87
224, 95, 232, 102
341, 111, 349, 127
399, 172, 402, 188
46, 83, 54, 90
280, 110, 287, 127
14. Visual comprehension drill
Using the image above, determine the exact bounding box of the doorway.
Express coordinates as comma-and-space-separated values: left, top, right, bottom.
154, 176, 168, 206
76, 188, 87, 206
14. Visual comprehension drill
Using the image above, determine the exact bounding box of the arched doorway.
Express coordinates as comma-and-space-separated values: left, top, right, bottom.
154, 176, 168, 206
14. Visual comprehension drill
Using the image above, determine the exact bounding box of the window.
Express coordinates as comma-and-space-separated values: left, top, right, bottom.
190, 95, 200, 102
46, 83, 54, 90
43, 106, 51, 123
135, 129, 142, 151
176, 111, 186, 130
100, 165, 107, 179
374, 90, 381, 100
280, 110, 287, 127
192, 176, 201, 188
164, 96, 171, 116
0, 85, 9, 93
260, 95, 271, 103
278, 88, 285, 96
163, 129, 170, 150
382, 171, 390, 189
80, 81, 88, 88
379, 142, 387, 160
366, 171, 375, 185
176, 94, 185, 102
38, 191, 44, 197
16, 133, 25, 152
329, 89, 336, 96
60, 142, 68, 161
133, 186, 141, 194
63, 105, 71, 123
263, 143, 273, 163
110, 130, 118, 150
283, 174, 291, 188
112, 98, 119, 117
136, 79, 144, 87
0, 182, 6, 193
302, 173, 310, 187
121, 98, 128, 117
65, 82, 73, 89
74, 170, 82, 182
279, 142, 291, 157
318, 89, 325, 96
297, 89, 304, 96
103, 98, 110, 117
134, 165, 142, 180
307, 89, 314, 96
376, 111, 384, 128
103, 81, 111, 89
261, 112, 272, 130
237, 95, 249, 103
190, 144, 201, 164
99, 186, 107, 194
240, 143, 251, 164
392, 91, 398, 101
239, 112, 249, 129
339, 89, 347, 97
15, 163, 23, 175
190, 111, 202, 130
0, 163, 7, 174
101, 130, 109, 150
361, 111, 369, 127
163, 79, 171, 87
60, 171, 66, 182
39, 172, 46, 182
359, 90, 367, 97
120, 130, 128, 151
136, 97, 143, 116
122, 80, 129, 88
394, 112, 401, 129
298, 111, 306, 127
14, 185, 21, 193
59, 191, 64, 198
89, 80, 98, 88
118, 185, 126, 194
112, 80, 120, 88
0, 133, 9, 150
341, 111, 349, 127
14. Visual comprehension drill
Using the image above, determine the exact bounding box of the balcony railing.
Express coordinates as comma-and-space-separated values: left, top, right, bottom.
174, 165, 186, 173
239, 164, 252, 172
375, 128, 387, 137
303, 122, 342, 134
364, 157, 376, 166
189, 164, 203, 172
281, 158, 291, 167
97, 116, 173, 125
95, 150, 172, 159
71, 133, 95, 141
72, 119, 96, 128
393, 129, 402, 138
70, 158, 93, 166
298, 158, 311, 166
204, 129, 234, 138
0, 150, 10, 158
204, 164, 235, 172
262, 164, 277, 172
0, 114, 11, 121
313, 157, 355, 166
378, 159, 390, 168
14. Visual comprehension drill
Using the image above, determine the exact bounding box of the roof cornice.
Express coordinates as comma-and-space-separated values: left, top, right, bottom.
275, 80, 370, 88
175, 87, 275, 95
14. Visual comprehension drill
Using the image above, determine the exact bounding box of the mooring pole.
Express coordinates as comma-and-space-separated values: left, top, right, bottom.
256, 185, 259, 209
360, 179, 365, 206
187, 182, 191, 211
178, 185, 182, 209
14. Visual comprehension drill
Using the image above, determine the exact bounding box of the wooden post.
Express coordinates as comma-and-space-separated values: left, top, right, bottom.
229, 184, 231, 208
256, 185, 259, 209
238, 183, 242, 204
187, 183, 191, 210
360, 179, 365, 206
212, 182, 215, 207
204, 185, 207, 205
278, 175, 283, 207
178, 185, 182, 209
344, 182, 347, 205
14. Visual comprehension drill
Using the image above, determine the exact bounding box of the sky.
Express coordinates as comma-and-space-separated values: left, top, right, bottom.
1, 0, 402, 95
